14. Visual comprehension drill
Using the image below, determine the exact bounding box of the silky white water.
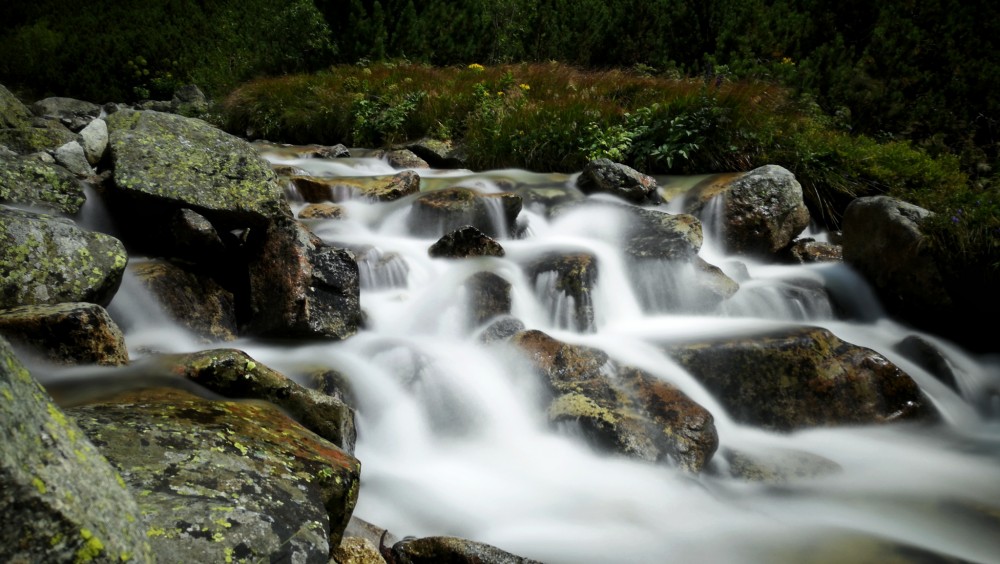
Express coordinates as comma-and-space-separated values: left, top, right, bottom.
94, 148, 1000, 563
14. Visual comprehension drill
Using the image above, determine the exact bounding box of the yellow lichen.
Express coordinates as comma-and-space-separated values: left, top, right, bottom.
74, 528, 105, 563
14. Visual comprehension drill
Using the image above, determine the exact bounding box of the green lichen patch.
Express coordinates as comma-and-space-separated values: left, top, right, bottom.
0, 206, 127, 309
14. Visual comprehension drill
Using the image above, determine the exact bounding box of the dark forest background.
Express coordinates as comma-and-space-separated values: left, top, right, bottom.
2, 0, 998, 182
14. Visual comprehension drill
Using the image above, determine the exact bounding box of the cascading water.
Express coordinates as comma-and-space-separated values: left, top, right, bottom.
99, 148, 1000, 563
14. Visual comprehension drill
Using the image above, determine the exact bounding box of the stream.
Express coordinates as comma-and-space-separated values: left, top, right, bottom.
102, 146, 1000, 563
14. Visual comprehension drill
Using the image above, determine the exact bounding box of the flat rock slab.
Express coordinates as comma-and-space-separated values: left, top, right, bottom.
69, 387, 361, 563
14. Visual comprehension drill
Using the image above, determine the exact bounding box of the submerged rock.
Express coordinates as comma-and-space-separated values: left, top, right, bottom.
0, 206, 127, 309
69, 387, 361, 563
391, 535, 543, 564
0, 336, 152, 563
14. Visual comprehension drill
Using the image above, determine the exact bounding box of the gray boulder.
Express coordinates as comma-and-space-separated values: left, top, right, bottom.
78, 118, 109, 165
52, 140, 93, 177
105, 109, 291, 230
841, 195, 949, 316
0, 206, 127, 309
683, 164, 811, 256
0, 336, 153, 563
30, 96, 102, 132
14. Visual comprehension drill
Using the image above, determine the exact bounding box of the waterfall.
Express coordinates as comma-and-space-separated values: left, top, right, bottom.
103, 148, 1000, 564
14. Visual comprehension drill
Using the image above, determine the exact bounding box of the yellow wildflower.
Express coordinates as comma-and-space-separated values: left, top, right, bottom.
468, 63, 485, 72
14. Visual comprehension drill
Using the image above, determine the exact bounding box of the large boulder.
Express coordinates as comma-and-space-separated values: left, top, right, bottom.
0, 153, 86, 214
683, 164, 811, 256
622, 206, 704, 261
0, 302, 128, 366
0, 206, 127, 309
510, 330, 718, 472
663, 326, 937, 432
247, 216, 362, 340
105, 109, 291, 231
69, 387, 361, 563
0, 336, 153, 563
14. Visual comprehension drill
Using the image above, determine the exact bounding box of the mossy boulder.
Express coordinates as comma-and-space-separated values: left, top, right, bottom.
0, 121, 78, 155
68, 387, 361, 563
0, 206, 127, 309
161, 348, 357, 453
0, 302, 128, 366
662, 326, 937, 432
510, 330, 718, 472
0, 153, 86, 214
105, 109, 291, 229
0, 336, 153, 563
0, 84, 32, 129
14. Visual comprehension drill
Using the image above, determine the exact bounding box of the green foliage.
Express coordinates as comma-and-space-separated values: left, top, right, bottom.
0, 0, 334, 102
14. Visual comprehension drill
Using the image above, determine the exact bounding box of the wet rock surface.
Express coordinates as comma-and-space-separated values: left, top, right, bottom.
69, 387, 361, 563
